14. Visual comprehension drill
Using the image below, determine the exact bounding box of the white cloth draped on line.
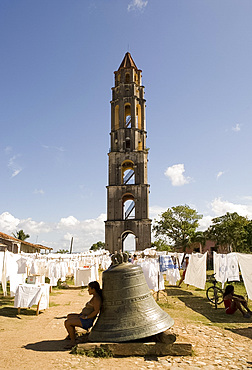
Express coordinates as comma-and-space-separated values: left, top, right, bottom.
137, 259, 164, 292
236, 253, 252, 300
184, 252, 207, 289
226, 253, 240, 282
14, 284, 50, 310
213, 252, 227, 287
214, 252, 240, 288
74, 266, 96, 286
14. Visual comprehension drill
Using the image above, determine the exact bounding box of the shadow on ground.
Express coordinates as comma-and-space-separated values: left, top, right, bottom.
226, 326, 252, 339
166, 287, 251, 324
0, 306, 39, 317
0, 295, 44, 317
23, 339, 68, 352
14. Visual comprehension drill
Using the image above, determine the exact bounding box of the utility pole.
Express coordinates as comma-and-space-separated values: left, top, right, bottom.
69, 237, 73, 254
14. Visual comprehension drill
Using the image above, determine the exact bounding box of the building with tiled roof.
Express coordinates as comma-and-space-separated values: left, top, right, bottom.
0, 231, 53, 253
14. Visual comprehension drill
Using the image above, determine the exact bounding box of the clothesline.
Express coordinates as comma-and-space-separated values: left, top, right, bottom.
0, 250, 111, 296
136, 251, 252, 300
213, 252, 252, 300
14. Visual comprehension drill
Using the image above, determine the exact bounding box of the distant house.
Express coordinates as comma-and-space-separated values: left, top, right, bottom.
0, 232, 53, 253
186, 240, 229, 255
182, 240, 229, 269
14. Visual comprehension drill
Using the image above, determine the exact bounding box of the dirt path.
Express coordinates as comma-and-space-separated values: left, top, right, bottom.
0, 288, 251, 369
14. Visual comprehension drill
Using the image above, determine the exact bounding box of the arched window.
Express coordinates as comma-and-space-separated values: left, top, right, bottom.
125, 137, 131, 150
125, 73, 130, 83
121, 160, 135, 184
122, 193, 135, 220
115, 105, 119, 130
136, 104, 141, 129
122, 232, 136, 253
125, 104, 131, 128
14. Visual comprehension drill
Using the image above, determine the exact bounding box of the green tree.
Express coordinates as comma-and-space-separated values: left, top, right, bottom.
244, 221, 252, 252
12, 229, 30, 241
90, 241, 105, 251
153, 205, 203, 251
206, 212, 249, 252
56, 249, 69, 254
190, 230, 207, 250
151, 239, 173, 252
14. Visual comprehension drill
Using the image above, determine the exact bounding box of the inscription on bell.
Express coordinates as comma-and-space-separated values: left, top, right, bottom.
89, 263, 174, 343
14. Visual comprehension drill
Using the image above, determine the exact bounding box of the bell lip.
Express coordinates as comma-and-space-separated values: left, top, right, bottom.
88, 319, 174, 343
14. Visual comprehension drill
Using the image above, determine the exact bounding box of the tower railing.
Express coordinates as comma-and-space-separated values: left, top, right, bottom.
125, 201, 135, 219
124, 169, 134, 184
125, 116, 131, 127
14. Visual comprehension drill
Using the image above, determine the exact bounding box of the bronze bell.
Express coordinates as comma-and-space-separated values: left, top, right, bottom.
89, 257, 174, 342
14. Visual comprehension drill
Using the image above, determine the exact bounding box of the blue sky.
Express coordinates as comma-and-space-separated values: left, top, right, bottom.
1, 0, 252, 252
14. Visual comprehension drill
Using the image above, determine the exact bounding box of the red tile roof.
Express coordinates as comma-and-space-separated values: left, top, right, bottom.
0, 231, 53, 250
118, 52, 139, 70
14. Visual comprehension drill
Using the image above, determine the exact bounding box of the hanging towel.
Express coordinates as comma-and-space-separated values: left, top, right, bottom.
1, 250, 7, 296
159, 255, 174, 272
184, 252, 207, 289
226, 253, 240, 282
214, 252, 227, 288
236, 253, 252, 300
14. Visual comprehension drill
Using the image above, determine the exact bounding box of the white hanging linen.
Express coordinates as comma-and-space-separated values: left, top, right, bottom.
6, 252, 25, 297
214, 252, 227, 288
1, 250, 7, 296
184, 252, 207, 289
214, 252, 240, 288
226, 253, 240, 282
166, 267, 180, 286
136, 259, 164, 292
16, 256, 28, 274
236, 253, 252, 300
74, 267, 96, 286
0, 252, 3, 283
14, 283, 50, 310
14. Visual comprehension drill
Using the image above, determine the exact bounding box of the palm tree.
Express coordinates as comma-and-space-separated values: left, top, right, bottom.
190, 231, 207, 252
12, 229, 30, 241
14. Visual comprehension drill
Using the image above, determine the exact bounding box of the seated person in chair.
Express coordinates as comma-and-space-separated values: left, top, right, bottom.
64, 281, 102, 348
223, 285, 251, 318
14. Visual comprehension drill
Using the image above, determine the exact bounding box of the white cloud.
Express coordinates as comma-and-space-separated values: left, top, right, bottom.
198, 215, 213, 231
18, 218, 52, 234
164, 164, 191, 186
241, 196, 252, 201
63, 232, 74, 241
4, 146, 12, 155
58, 216, 80, 228
8, 154, 22, 177
34, 189, 45, 195
0, 211, 106, 252
149, 205, 166, 221
216, 171, 224, 179
128, 0, 148, 11
0, 212, 20, 234
211, 197, 252, 218
42, 145, 65, 152
232, 123, 241, 132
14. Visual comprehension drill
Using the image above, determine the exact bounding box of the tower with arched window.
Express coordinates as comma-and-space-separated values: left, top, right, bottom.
105, 52, 152, 253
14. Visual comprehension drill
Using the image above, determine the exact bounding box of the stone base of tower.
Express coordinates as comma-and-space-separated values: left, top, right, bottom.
105, 219, 152, 253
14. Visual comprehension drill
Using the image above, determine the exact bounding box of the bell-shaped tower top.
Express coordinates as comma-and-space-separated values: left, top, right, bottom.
114, 52, 142, 87
117, 52, 141, 72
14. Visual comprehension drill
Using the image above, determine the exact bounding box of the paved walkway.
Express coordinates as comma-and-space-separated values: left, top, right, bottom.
0, 288, 251, 369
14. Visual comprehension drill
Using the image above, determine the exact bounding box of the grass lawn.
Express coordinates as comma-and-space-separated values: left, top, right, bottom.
157, 270, 252, 332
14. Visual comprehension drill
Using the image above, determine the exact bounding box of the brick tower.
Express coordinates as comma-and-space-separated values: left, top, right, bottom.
105, 52, 152, 253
